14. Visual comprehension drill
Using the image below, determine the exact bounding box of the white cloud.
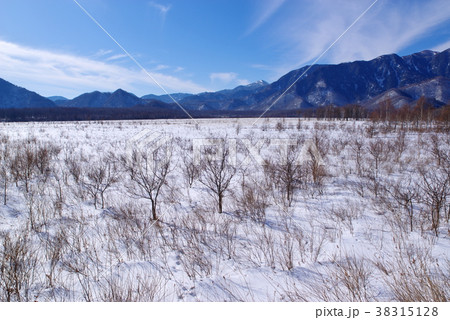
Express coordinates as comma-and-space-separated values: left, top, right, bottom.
237, 79, 250, 86
209, 72, 251, 89
268, 0, 450, 79
154, 64, 170, 71
245, 0, 286, 36
0, 40, 207, 98
210, 72, 238, 83
432, 40, 450, 52
149, 1, 171, 21
105, 53, 128, 61
93, 49, 113, 58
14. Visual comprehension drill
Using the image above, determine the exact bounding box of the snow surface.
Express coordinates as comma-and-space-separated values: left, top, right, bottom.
0, 118, 448, 301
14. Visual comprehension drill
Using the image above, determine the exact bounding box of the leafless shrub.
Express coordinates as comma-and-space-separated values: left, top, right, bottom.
429, 134, 449, 167
82, 155, 119, 209
418, 166, 449, 236
0, 232, 38, 302
306, 148, 327, 195
375, 241, 449, 302
312, 129, 330, 158
327, 201, 362, 234
350, 137, 365, 176
306, 224, 328, 263
34, 142, 60, 177
385, 177, 419, 232
179, 141, 200, 188
177, 228, 213, 280
217, 216, 238, 260
9, 143, 36, 193
65, 156, 83, 185
99, 272, 167, 302
257, 226, 276, 269
278, 232, 295, 271
264, 143, 306, 206
275, 120, 285, 132
235, 178, 269, 224
367, 138, 388, 178
0, 137, 10, 205
43, 228, 67, 291
303, 255, 375, 302
393, 129, 407, 162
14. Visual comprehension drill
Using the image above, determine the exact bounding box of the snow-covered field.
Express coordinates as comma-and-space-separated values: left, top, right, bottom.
0, 118, 448, 301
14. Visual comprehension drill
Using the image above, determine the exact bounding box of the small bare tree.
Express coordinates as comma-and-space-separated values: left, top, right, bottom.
9, 144, 36, 193
418, 167, 449, 236
0, 137, 10, 205
180, 141, 200, 188
264, 143, 306, 206
122, 143, 172, 220
82, 156, 119, 209
351, 137, 365, 175
0, 232, 38, 302
198, 140, 236, 213
386, 177, 418, 232
367, 138, 386, 179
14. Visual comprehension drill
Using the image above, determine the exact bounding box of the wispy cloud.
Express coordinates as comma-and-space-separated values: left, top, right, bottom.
209, 72, 250, 89
149, 1, 171, 22
0, 40, 207, 98
432, 40, 450, 52
267, 0, 450, 79
210, 72, 238, 83
154, 64, 170, 71
245, 0, 286, 36
105, 53, 128, 61
93, 49, 113, 58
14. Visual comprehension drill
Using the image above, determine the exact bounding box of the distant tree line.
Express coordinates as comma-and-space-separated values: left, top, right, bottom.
0, 96, 448, 123
303, 97, 449, 125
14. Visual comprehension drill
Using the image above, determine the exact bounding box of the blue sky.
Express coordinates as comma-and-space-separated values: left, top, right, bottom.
0, 0, 449, 98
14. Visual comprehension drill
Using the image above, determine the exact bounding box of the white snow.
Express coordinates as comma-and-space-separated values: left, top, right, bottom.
0, 118, 448, 301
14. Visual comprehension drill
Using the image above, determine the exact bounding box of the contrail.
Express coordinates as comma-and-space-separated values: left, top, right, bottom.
252, 0, 379, 126
72, 0, 197, 123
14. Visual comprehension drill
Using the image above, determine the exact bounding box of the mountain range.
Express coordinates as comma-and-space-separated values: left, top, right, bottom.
0, 49, 448, 111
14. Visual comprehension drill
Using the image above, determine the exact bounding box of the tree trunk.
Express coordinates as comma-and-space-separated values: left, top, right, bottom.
218, 193, 223, 213
100, 192, 105, 209
151, 199, 157, 220
409, 201, 413, 232
3, 179, 6, 205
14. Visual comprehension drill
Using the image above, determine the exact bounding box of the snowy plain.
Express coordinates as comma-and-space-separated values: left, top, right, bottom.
0, 118, 448, 302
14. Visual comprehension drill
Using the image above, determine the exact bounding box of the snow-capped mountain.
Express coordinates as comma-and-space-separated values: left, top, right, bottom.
247, 49, 449, 110
0, 49, 448, 111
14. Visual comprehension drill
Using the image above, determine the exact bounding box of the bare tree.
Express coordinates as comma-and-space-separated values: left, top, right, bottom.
418, 167, 449, 236
122, 143, 172, 220
10, 144, 36, 193
180, 141, 200, 188
386, 177, 418, 232
198, 141, 236, 213
264, 143, 306, 206
429, 134, 448, 167
351, 137, 364, 175
367, 138, 386, 178
83, 156, 119, 209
